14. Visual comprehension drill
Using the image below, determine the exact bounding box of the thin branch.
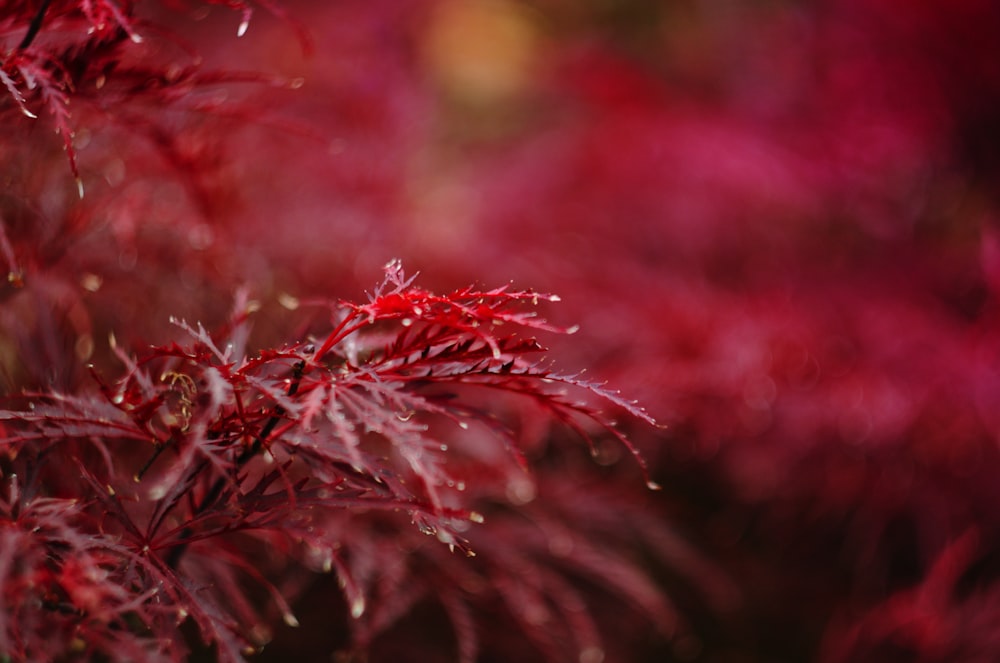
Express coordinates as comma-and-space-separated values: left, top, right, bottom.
165, 361, 305, 568
18, 0, 54, 50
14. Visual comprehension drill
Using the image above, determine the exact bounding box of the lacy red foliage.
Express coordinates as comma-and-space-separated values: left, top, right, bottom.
0, 259, 670, 661
5, 0, 1000, 662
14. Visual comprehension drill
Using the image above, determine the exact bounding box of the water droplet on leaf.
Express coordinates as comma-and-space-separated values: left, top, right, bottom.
350, 597, 365, 619
80, 273, 102, 292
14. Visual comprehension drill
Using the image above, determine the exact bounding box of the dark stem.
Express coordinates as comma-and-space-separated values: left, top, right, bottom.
135, 439, 171, 483
18, 0, 54, 50
166, 361, 305, 568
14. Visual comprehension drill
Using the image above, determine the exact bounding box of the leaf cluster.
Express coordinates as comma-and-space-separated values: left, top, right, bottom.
1, 0, 300, 199
0, 261, 660, 661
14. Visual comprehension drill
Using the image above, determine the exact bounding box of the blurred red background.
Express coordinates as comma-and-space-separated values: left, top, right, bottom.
6, 0, 1000, 661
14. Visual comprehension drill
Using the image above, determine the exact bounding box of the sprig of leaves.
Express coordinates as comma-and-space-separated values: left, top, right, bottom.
0, 262, 663, 661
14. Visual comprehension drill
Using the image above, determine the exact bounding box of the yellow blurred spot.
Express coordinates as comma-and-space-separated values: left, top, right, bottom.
422, 0, 542, 107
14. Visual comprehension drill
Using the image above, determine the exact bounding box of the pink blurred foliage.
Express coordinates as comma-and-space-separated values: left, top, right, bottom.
4, 0, 1000, 660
